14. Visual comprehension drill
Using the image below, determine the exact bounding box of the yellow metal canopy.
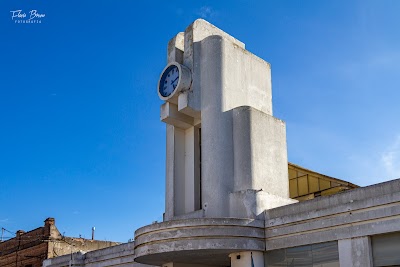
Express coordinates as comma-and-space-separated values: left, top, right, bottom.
288, 163, 359, 201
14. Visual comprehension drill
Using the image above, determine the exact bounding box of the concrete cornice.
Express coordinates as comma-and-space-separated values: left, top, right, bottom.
134, 218, 265, 266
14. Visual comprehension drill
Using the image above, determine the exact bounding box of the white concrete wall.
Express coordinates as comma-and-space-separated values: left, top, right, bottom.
338, 237, 373, 267
233, 107, 289, 197
199, 35, 234, 217
179, 19, 245, 118
199, 34, 294, 219
265, 179, 400, 251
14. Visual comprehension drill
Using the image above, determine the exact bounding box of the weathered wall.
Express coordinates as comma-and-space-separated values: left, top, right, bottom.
0, 219, 52, 267
51, 237, 119, 259
265, 178, 400, 251
338, 237, 373, 267
0, 218, 119, 267
43, 242, 154, 267
0, 241, 48, 267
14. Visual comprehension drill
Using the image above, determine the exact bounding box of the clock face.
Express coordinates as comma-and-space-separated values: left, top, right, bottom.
159, 65, 179, 97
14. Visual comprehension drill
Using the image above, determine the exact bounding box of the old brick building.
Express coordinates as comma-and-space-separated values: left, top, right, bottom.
0, 218, 119, 267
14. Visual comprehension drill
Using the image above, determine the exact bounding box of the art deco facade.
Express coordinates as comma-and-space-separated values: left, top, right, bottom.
43, 20, 400, 267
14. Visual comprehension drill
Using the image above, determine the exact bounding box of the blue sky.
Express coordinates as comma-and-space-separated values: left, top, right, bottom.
1, 0, 399, 242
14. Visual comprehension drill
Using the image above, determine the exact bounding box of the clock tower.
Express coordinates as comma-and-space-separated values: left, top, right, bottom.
135, 19, 297, 267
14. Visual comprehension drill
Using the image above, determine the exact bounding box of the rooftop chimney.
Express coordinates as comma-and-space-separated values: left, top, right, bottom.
44, 217, 55, 226
16, 230, 25, 237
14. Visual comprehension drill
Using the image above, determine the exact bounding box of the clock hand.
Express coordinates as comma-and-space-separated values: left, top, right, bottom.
171, 77, 179, 84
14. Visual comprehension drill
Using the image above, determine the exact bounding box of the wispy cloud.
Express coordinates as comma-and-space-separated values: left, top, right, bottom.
287, 121, 400, 186
368, 51, 400, 68
196, 6, 216, 19
0, 218, 9, 223
339, 50, 400, 77
381, 135, 400, 179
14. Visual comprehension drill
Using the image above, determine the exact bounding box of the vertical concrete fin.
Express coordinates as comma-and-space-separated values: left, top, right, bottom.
167, 32, 184, 64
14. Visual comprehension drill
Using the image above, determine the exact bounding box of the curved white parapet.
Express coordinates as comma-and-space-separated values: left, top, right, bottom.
134, 218, 265, 266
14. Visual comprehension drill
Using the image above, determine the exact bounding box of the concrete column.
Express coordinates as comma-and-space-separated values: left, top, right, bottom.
338, 237, 373, 267
173, 127, 186, 216
200, 35, 234, 217
167, 32, 184, 64
165, 125, 175, 220
164, 31, 184, 221
229, 251, 264, 267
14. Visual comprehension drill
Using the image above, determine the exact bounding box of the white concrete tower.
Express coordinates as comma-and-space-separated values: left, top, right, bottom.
134, 19, 296, 267
160, 19, 295, 221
